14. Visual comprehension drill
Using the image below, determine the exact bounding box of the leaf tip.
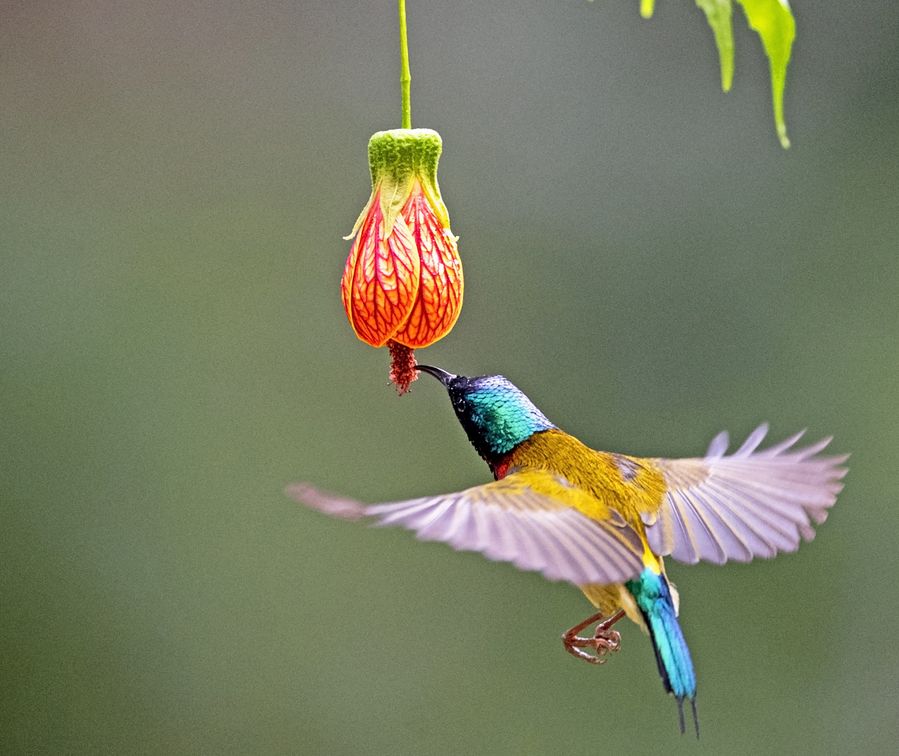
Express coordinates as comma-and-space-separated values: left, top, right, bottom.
778, 126, 791, 149
721, 69, 734, 93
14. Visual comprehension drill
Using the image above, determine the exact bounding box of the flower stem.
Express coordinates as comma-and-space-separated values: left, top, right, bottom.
398, 0, 412, 129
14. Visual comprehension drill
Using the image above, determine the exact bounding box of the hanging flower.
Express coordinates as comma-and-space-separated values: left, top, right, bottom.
341, 129, 463, 393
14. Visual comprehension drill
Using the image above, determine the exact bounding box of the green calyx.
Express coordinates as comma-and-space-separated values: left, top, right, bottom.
367, 128, 450, 233
368, 128, 442, 185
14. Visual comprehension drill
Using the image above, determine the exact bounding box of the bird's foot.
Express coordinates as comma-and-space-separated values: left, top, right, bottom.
562, 610, 625, 665
562, 628, 621, 664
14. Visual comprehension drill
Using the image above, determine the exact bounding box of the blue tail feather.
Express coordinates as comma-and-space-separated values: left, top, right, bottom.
626, 568, 699, 736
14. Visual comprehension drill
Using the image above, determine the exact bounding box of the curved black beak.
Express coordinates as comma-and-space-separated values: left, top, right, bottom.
415, 364, 456, 386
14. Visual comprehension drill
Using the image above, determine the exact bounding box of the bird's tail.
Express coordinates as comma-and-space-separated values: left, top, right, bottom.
626, 568, 698, 737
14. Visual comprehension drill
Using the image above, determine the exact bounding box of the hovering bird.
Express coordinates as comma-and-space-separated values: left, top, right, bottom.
288, 366, 847, 735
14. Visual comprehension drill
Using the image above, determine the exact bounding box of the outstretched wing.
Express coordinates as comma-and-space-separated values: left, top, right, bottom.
641, 424, 848, 565
287, 471, 645, 585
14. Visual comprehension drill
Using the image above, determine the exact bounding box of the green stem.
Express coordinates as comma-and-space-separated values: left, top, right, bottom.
398, 0, 411, 129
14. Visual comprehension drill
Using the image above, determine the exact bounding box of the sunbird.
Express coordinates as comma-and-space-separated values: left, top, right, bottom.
289, 366, 847, 735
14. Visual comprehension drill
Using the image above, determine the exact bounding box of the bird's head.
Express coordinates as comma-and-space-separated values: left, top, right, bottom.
416, 365, 556, 464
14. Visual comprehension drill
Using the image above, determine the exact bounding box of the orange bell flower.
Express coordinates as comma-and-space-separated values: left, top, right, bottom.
341, 129, 463, 392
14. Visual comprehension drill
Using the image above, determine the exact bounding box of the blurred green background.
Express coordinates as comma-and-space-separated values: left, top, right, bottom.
3, 1, 898, 753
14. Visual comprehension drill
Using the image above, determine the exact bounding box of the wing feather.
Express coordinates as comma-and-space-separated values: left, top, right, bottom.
703, 479, 798, 542
697, 490, 759, 560
288, 472, 644, 585
643, 425, 847, 565
672, 488, 726, 564
734, 423, 770, 456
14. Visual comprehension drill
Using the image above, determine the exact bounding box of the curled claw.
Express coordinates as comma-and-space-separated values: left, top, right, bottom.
562, 610, 625, 665
563, 628, 621, 664
596, 628, 622, 653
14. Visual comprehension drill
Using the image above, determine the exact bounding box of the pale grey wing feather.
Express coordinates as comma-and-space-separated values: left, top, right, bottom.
705, 430, 730, 458
287, 475, 644, 585
643, 425, 848, 565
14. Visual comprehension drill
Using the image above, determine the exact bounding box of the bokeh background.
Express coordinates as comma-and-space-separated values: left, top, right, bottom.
3, 1, 898, 753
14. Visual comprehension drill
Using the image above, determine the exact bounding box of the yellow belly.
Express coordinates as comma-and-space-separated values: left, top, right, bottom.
579, 583, 647, 631
580, 554, 679, 634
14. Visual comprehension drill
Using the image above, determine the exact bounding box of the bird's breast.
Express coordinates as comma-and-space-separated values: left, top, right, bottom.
505, 429, 667, 524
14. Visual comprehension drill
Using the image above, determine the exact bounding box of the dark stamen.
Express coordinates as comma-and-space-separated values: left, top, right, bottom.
388, 340, 417, 395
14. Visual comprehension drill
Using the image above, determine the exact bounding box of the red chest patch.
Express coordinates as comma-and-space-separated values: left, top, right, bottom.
492, 456, 513, 480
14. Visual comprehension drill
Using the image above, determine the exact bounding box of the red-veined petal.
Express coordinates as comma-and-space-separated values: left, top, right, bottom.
341, 191, 421, 347
391, 188, 463, 348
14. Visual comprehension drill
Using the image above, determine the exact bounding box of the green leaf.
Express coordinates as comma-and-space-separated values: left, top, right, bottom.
635, 0, 796, 148
695, 0, 735, 92
736, 0, 796, 148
